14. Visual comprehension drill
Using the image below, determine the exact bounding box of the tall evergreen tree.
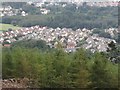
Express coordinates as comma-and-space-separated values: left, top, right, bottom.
90, 53, 113, 88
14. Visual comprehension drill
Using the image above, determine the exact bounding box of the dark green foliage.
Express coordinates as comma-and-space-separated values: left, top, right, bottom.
1, 5, 118, 29
2, 46, 118, 88
90, 53, 111, 88
107, 41, 120, 63
22, 4, 41, 15
99, 31, 111, 38
2, 49, 14, 79
12, 39, 50, 51
116, 33, 120, 44
108, 41, 116, 51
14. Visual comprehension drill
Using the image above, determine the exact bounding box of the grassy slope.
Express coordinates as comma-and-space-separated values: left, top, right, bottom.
0, 23, 22, 31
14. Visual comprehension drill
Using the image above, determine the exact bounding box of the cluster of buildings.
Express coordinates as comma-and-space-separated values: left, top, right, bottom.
0, 1, 118, 17
0, 26, 118, 53
0, 6, 28, 17
28, 1, 119, 8
84, 1, 119, 7
27, 1, 51, 15
0, 2, 51, 16
40, 8, 50, 15
105, 28, 119, 38
27, 1, 119, 15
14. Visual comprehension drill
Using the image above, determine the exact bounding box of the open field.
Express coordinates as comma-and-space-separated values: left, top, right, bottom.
0, 23, 22, 31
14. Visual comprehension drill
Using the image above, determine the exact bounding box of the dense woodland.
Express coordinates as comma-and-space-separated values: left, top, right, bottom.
1, 2, 118, 29
2, 40, 119, 88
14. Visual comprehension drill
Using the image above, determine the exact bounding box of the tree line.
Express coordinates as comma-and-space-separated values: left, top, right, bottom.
2, 40, 119, 89
1, 3, 118, 29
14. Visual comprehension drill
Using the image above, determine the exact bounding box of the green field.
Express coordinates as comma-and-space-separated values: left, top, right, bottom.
0, 23, 22, 31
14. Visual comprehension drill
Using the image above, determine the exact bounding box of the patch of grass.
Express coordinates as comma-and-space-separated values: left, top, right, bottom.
0, 23, 22, 31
